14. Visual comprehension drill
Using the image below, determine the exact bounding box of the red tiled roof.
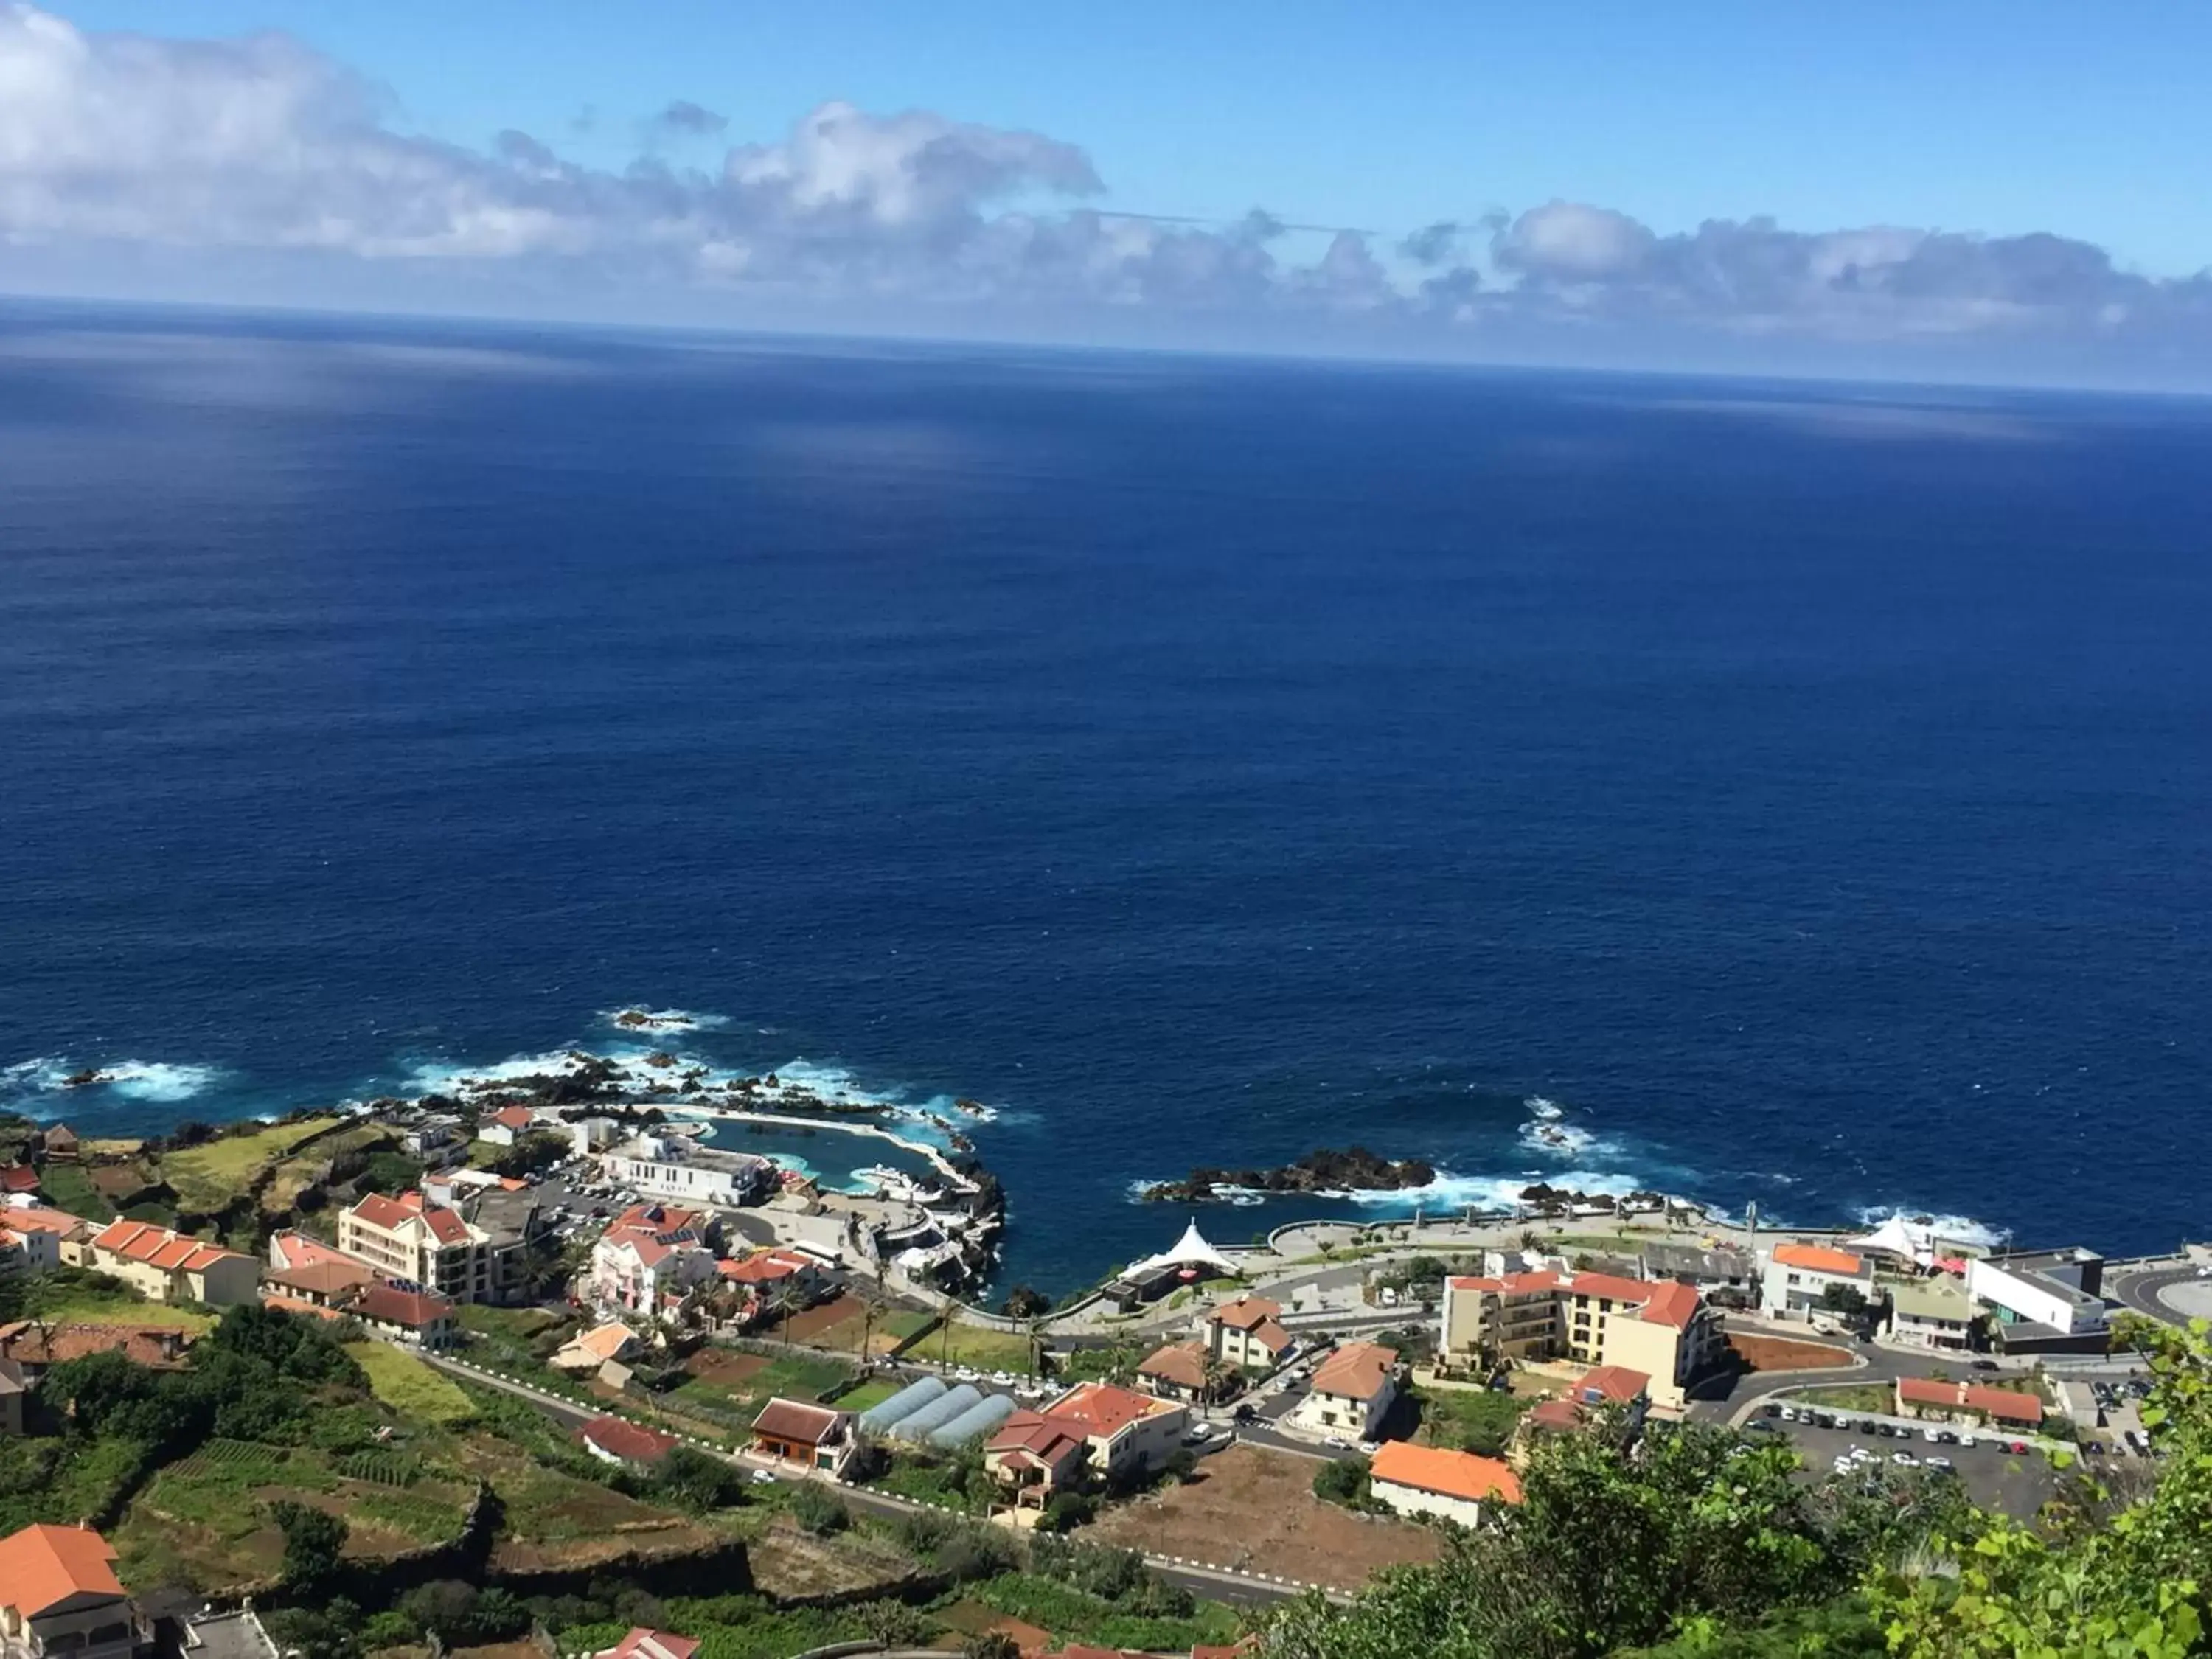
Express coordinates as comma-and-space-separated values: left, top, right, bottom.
0, 1166, 40, 1192
354, 1282, 454, 1329
0, 1321, 197, 1369
988, 1411, 1087, 1464
717, 1250, 808, 1284
349, 1192, 471, 1245
1045, 1382, 1169, 1441
0, 1523, 129, 1617
265, 1259, 373, 1298
1635, 1281, 1701, 1331
580, 1416, 679, 1465
270, 1230, 358, 1271
1311, 1342, 1398, 1402
0, 1207, 86, 1237
1773, 1242, 1867, 1277
1896, 1377, 2043, 1425
1138, 1341, 1209, 1392
1575, 1365, 1651, 1405
1524, 1398, 1585, 1432
1211, 1296, 1283, 1330
348, 1192, 412, 1230
1449, 1270, 1565, 1295
1370, 1440, 1523, 1505
605, 1630, 700, 1659
92, 1219, 246, 1274
615, 1203, 706, 1235
751, 1397, 844, 1447
487, 1106, 536, 1131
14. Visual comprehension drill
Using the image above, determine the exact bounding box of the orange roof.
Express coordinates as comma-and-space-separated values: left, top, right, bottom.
1311, 1342, 1397, 1402
262, 1293, 346, 1323
1449, 1270, 1563, 1295
571, 1322, 639, 1361
270, 1230, 358, 1271
1575, 1364, 1651, 1404
1, 1207, 86, 1237
752, 1397, 845, 1446
0, 1522, 129, 1616
355, 1283, 454, 1329
1773, 1242, 1867, 1277
615, 1202, 707, 1235
988, 1410, 1087, 1464
1138, 1341, 1209, 1391
1897, 1377, 2043, 1425
1567, 1270, 1658, 1304
606, 1630, 700, 1659
580, 1416, 678, 1464
1523, 1398, 1585, 1432
1635, 1280, 1701, 1330
1369, 1441, 1522, 1506
1045, 1382, 1169, 1440
1248, 1315, 1293, 1353
0, 1320, 197, 1369
1211, 1296, 1283, 1330
717, 1249, 810, 1284
487, 1106, 536, 1130
93, 1219, 246, 1273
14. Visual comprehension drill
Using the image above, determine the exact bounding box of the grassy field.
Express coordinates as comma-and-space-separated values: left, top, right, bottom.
347, 1341, 477, 1427
911, 1319, 1042, 1375
1412, 1383, 1532, 1455
969, 1573, 1245, 1654
34, 1161, 114, 1221
18, 1277, 217, 1332
1781, 1382, 1899, 1414
833, 1376, 903, 1413
260, 1122, 395, 1214
161, 1116, 345, 1213
673, 1349, 855, 1416
458, 1304, 564, 1341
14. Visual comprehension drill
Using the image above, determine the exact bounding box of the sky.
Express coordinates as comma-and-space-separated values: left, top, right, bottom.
7, 1, 2212, 386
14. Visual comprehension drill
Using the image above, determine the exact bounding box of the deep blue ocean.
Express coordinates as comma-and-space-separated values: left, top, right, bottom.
4, 304, 2208, 1293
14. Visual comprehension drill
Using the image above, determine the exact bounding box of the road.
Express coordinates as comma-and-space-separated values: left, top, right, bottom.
2107, 1262, 2205, 1326
423, 1352, 1334, 1607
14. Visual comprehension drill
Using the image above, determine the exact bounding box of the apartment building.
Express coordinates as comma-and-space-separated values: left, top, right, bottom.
1441, 1268, 1721, 1409
337, 1191, 524, 1305
84, 1221, 259, 1307
1759, 1242, 1877, 1321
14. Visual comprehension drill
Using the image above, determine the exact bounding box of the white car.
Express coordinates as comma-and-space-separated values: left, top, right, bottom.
1958, 1433, 1978, 1449
1891, 1451, 1916, 1467
1323, 1436, 1352, 1451
749, 1468, 779, 1486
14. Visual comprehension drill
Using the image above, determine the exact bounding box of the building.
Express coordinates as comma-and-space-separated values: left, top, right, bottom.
0, 1358, 24, 1437
0, 1523, 148, 1659
0, 1208, 93, 1270
1106, 1219, 1240, 1310
1136, 1340, 1214, 1403
750, 1398, 858, 1476
1894, 1377, 2045, 1431
0, 1168, 38, 1197
599, 1134, 773, 1208
398, 1116, 465, 1160
587, 1206, 720, 1316
1367, 1440, 1522, 1528
39, 1126, 79, 1163
337, 1191, 525, 1306
85, 1221, 259, 1307
715, 1248, 827, 1318
476, 1105, 540, 1147
1759, 1243, 1878, 1321
1440, 1270, 1721, 1410
1966, 1250, 2110, 1354
1638, 1241, 1756, 1301
1295, 1343, 1399, 1440
0, 1322, 197, 1381
1036, 1382, 1189, 1481
262, 1256, 375, 1310
578, 1416, 679, 1470
984, 1411, 1092, 1508
1881, 1275, 1983, 1352
588, 1630, 700, 1659
1571, 1364, 1650, 1409
1199, 1296, 1293, 1374
350, 1283, 459, 1349
553, 1321, 642, 1374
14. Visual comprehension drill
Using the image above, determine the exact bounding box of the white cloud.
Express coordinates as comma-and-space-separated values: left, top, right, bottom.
3, 3, 2211, 378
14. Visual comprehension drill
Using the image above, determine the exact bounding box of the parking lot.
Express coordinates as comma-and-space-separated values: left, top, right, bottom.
1752, 1413, 2057, 1517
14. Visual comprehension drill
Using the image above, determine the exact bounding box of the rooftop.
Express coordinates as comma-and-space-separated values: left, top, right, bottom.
1896, 1377, 2044, 1425
1369, 1441, 1522, 1506
751, 1397, 846, 1446
0, 1523, 129, 1617
1885, 1274, 1975, 1322
580, 1415, 679, 1465
1575, 1364, 1651, 1405
1210, 1296, 1283, 1330
1137, 1340, 1209, 1393
1046, 1381, 1175, 1440
1772, 1242, 1871, 1278
1310, 1341, 1397, 1402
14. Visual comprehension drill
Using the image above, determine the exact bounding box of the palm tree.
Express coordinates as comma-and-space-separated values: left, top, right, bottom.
1519, 1228, 1542, 1254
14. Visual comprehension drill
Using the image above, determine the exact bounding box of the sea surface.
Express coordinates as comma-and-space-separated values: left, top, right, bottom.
4, 303, 2209, 1293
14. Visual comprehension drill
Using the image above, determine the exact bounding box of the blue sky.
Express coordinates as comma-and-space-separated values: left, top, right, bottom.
12, 4, 2212, 383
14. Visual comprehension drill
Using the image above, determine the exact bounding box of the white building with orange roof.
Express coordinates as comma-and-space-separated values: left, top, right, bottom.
1294, 1341, 1401, 1440
1760, 1241, 1877, 1321
337, 1190, 523, 1305
1037, 1380, 1189, 1480
475, 1105, 542, 1147
1441, 1267, 1722, 1409
585, 1203, 719, 1315
1368, 1441, 1522, 1528
0, 1523, 148, 1659
1197, 1295, 1295, 1373
0, 1205, 91, 1271
85, 1220, 259, 1307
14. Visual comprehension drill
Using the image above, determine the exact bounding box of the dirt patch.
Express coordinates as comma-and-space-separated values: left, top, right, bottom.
1729, 1332, 1854, 1372
935, 1602, 1052, 1652
745, 1515, 925, 1601
1089, 1444, 1440, 1593
684, 1348, 772, 1386
779, 1293, 869, 1345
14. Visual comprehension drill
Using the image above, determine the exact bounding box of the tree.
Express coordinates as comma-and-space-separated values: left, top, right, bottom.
1818, 1282, 1869, 1318
1000, 1284, 1052, 1320
271, 1499, 349, 1593
962, 1635, 1022, 1659
1868, 1314, 2211, 1659
785, 1481, 849, 1536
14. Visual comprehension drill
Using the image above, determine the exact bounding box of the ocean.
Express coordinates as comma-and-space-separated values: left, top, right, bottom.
4, 303, 2208, 1293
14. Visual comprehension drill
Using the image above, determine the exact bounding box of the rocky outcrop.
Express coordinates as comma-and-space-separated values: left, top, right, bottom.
1142, 1145, 1436, 1203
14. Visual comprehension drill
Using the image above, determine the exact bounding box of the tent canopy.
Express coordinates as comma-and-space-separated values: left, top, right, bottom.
1124, 1217, 1237, 1280
1849, 1214, 1933, 1262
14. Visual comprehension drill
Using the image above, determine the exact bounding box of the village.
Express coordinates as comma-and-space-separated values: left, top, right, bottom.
1, 1094, 2205, 1659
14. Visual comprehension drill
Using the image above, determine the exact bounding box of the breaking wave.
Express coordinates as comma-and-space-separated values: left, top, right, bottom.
1, 1057, 220, 1106
1853, 1206, 2003, 1248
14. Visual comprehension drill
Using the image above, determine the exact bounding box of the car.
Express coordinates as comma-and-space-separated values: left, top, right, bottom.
1813, 1412, 1837, 1429
1923, 1427, 1941, 1442
1778, 1406, 1798, 1422
1958, 1433, 1978, 1448
1745, 1419, 1778, 1433
1858, 1419, 1878, 1436
1971, 1359, 2000, 1371
1891, 1451, 1917, 1467
1925, 1456, 1955, 1472
1763, 1403, 1782, 1419
748, 1468, 779, 1486
1936, 1430, 1958, 1444
2004, 1440, 2028, 1454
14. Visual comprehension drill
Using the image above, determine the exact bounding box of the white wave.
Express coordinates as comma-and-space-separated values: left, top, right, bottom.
597, 1006, 730, 1034
0, 1057, 219, 1103
1518, 1120, 1610, 1158
1524, 1096, 1565, 1121
1853, 1206, 2003, 1248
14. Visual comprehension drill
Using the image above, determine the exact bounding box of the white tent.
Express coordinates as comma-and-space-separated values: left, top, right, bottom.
1849, 1214, 1933, 1265
1124, 1217, 1237, 1281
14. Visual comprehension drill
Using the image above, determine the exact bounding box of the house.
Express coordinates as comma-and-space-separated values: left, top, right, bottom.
1882, 1275, 1983, 1352
1368, 1440, 1522, 1528
261, 1257, 375, 1310
716, 1248, 826, 1316
1966, 1250, 2110, 1354
588, 1630, 700, 1659
0, 1167, 39, 1197
476, 1105, 540, 1147
0, 1207, 93, 1269
40, 1125, 79, 1162
552, 1321, 642, 1374
0, 1228, 27, 1280
750, 1397, 858, 1476
350, 1283, 459, 1350
1294, 1342, 1399, 1440
587, 1207, 720, 1315
1439, 1269, 1722, 1410
578, 1415, 679, 1469
599, 1134, 773, 1208
1894, 1377, 2045, 1430
1199, 1296, 1294, 1374
337, 1191, 525, 1306
1760, 1242, 1877, 1321
267, 1230, 364, 1275
85, 1221, 259, 1307
398, 1115, 465, 1160
0, 1321, 198, 1382
1036, 1382, 1189, 1481
1638, 1241, 1756, 1301
0, 1358, 24, 1437
0, 1523, 148, 1659
1136, 1340, 1214, 1403
984, 1411, 1090, 1508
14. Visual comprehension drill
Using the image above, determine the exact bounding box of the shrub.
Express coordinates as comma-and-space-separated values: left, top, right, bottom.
785, 1481, 849, 1536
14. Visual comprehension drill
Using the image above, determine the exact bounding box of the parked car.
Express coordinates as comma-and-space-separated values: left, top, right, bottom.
1970, 1359, 1999, 1371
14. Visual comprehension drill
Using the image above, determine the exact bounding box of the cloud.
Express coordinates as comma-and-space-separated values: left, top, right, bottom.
653, 99, 727, 139
2, 4, 2210, 380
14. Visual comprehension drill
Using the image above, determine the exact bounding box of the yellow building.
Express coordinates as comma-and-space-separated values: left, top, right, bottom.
85, 1220, 259, 1307
1440, 1268, 1720, 1410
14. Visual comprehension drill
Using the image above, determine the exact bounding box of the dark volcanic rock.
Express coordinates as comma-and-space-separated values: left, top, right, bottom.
1143, 1145, 1436, 1204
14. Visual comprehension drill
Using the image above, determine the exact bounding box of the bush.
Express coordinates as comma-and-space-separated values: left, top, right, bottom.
784, 1480, 849, 1536
1038, 1490, 1098, 1532
1312, 1457, 1368, 1506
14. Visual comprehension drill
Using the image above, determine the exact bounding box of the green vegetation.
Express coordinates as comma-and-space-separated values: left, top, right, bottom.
1780, 1382, 1898, 1415
834, 1375, 905, 1413
0, 1265, 217, 1331
160, 1116, 344, 1213
344, 1340, 475, 1426
1413, 1382, 1531, 1456
924, 1319, 1043, 1374
1262, 1316, 2212, 1659
35, 1160, 114, 1220
672, 1351, 855, 1417
973, 1570, 1242, 1654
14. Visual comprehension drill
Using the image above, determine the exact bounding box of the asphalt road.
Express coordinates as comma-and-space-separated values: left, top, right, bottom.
2107, 1264, 2205, 1326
